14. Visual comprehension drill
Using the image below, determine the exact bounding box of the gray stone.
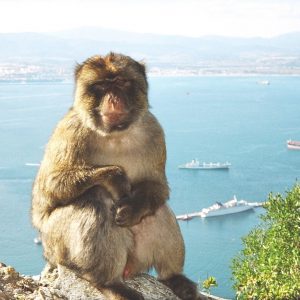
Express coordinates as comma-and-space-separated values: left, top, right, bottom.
0, 262, 222, 300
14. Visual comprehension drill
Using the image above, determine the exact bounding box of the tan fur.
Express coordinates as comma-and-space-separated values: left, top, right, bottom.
32, 53, 199, 300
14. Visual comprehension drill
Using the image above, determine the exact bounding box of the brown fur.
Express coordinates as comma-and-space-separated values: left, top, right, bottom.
31, 53, 201, 300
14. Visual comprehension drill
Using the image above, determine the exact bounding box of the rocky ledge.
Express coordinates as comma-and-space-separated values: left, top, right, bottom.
0, 262, 224, 300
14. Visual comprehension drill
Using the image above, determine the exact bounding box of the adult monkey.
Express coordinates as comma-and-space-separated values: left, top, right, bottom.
32, 53, 203, 300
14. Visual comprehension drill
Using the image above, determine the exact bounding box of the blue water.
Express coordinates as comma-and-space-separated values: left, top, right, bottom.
0, 77, 299, 299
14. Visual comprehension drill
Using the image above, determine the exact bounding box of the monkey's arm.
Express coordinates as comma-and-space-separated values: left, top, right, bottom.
39, 165, 130, 208
35, 115, 130, 208
114, 118, 169, 227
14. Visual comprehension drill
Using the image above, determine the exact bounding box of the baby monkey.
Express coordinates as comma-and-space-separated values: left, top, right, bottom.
32, 53, 204, 300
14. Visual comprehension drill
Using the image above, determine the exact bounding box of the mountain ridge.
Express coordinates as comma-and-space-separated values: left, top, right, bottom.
1, 27, 300, 79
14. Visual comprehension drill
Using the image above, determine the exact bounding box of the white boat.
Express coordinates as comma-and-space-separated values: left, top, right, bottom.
178, 159, 231, 170
176, 196, 263, 220
257, 80, 270, 85
25, 162, 40, 167
202, 196, 255, 217
34, 236, 42, 245
180, 214, 193, 221
287, 140, 300, 150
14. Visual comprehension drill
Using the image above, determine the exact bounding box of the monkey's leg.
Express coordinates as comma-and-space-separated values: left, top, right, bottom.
154, 214, 207, 300
132, 205, 205, 300
77, 224, 144, 300
43, 188, 143, 300
69, 221, 144, 300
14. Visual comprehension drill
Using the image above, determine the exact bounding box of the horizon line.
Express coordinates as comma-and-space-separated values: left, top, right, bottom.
0, 26, 299, 40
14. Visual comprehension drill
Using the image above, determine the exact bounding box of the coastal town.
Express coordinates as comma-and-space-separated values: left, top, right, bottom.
1, 29, 300, 82
0, 63, 71, 82
1, 58, 300, 82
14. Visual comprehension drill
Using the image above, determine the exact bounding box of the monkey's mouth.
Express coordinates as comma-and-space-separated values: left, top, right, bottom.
100, 93, 131, 130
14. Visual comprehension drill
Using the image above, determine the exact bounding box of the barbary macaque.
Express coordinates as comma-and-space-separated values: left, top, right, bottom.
31, 53, 203, 300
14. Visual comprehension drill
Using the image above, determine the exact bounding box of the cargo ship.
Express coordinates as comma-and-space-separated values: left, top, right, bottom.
178, 159, 231, 170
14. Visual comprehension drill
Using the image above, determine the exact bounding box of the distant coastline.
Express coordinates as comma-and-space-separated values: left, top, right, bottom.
148, 70, 300, 77
1, 28, 300, 82
1, 70, 300, 83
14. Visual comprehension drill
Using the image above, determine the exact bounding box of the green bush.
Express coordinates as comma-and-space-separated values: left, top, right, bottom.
231, 184, 300, 300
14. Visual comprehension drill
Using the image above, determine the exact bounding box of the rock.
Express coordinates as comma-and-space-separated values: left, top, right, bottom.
0, 263, 180, 299
0, 264, 40, 299
0, 262, 217, 300
39, 264, 181, 300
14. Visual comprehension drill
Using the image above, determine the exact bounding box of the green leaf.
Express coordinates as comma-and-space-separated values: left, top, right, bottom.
231, 183, 300, 299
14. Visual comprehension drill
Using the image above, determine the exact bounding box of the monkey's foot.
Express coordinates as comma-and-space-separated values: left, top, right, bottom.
160, 274, 207, 300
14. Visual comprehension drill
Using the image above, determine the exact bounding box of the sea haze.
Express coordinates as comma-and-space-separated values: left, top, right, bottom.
0, 76, 299, 298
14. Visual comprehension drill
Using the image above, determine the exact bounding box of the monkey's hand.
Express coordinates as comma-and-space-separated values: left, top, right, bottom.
114, 180, 169, 227
114, 197, 144, 227
98, 166, 131, 202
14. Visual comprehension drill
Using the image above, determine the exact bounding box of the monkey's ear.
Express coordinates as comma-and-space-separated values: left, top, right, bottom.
75, 63, 83, 79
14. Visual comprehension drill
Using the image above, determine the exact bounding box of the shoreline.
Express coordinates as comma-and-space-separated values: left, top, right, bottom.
0, 73, 300, 84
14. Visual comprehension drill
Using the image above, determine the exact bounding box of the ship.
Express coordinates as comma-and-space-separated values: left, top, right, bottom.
178, 159, 231, 170
202, 197, 255, 217
176, 196, 263, 221
257, 80, 270, 85
287, 140, 300, 150
34, 236, 42, 245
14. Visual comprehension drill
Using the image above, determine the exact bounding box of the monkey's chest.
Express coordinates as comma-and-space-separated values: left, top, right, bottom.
90, 135, 152, 182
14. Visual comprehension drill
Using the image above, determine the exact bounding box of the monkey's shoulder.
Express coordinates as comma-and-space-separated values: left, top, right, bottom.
43, 109, 94, 163
53, 109, 90, 138
143, 111, 164, 130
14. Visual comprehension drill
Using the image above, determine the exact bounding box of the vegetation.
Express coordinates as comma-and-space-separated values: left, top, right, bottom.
231, 184, 300, 299
201, 276, 218, 294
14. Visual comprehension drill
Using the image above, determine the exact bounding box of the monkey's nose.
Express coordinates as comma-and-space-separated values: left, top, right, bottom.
107, 95, 125, 112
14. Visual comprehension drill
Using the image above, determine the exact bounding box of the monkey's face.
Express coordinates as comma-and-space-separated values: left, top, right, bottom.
75, 53, 148, 133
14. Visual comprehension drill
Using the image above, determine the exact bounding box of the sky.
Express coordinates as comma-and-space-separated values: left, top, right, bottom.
1, 0, 300, 38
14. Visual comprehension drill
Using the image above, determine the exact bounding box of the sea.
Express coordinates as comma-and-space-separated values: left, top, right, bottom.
0, 76, 299, 299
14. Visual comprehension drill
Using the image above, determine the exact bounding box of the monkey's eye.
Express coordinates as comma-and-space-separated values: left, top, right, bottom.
88, 82, 107, 95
